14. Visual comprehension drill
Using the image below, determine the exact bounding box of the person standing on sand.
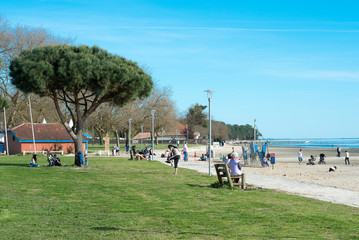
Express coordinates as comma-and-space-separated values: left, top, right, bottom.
298, 149, 303, 164
345, 151, 350, 165
337, 145, 341, 157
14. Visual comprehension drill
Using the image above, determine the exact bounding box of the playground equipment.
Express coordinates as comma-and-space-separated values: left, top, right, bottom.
242, 141, 269, 167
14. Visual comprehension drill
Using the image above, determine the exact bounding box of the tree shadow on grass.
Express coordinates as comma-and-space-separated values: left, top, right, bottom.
187, 183, 259, 190
186, 183, 213, 188
0, 163, 28, 167
91, 227, 219, 237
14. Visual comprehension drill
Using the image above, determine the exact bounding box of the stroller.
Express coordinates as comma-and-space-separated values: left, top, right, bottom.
48, 155, 62, 166
307, 155, 316, 165
318, 153, 326, 164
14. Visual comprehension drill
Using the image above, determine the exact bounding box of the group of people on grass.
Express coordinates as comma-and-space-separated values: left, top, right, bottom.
28, 152, 62, 167
28, 150, 88, 167
130, 145, 155, 160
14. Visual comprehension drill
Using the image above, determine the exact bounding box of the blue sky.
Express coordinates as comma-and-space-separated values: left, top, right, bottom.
1, 0, 359, 138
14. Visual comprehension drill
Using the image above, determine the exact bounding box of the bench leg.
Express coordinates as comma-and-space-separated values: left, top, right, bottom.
241, 173, 246, 189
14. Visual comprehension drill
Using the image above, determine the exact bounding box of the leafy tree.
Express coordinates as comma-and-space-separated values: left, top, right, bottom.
185, 103, 207, 128
140, 86, 178, 144
0, 16, 72, 126
85, 103, 120, 145
212, 121, 228, 142
0, 94, 9, 109
10, 44, 152, 165
227, 124, 262, 140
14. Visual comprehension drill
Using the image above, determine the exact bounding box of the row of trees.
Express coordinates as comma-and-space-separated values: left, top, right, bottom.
0, 16, 178, 147
85, 85, 178, 146
1, 16, 261, 164
183, 103, 261, 142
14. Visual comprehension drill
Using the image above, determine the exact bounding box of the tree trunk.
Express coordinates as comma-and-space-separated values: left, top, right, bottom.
74, 131, 84, 166
114, 130, 120, 147
99, 133, 103, 145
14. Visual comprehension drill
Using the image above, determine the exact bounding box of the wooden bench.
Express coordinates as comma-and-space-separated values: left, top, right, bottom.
130, 150, 139, 160
130, 150, 147, 160
214, 163, 246, 189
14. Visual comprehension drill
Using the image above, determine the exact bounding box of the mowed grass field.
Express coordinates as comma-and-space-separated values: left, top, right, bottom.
0, 155, 358, 239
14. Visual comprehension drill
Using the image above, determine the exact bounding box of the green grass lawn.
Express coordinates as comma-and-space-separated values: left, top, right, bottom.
0, 155, 358, 239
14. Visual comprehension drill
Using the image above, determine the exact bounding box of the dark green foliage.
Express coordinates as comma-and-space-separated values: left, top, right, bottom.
9, 45, 152, 165
0, 95, 9, 109
186, 103, 207, 128
9, 45, 153, 106
227, 123, 262, 140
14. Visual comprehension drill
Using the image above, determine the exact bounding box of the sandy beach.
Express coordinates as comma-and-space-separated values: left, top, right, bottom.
186, 144, 359, 191
153, 144, 359, 208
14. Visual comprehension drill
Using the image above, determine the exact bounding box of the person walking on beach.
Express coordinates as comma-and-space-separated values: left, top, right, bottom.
298, 149, 303, 164
337, 145, 341, 157
345, 150, 350, 165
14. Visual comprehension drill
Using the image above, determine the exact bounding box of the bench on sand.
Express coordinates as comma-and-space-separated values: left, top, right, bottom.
214, 163, 246, 189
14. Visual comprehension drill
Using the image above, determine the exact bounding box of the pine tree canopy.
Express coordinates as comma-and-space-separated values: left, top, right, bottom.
9, 45, 153, 107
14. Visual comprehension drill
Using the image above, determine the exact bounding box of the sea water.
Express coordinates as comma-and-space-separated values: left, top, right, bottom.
265, 138, 359, 149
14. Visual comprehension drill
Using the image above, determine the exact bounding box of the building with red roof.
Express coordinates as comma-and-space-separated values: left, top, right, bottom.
2, 123, 90, 155
132, 123, 187, 142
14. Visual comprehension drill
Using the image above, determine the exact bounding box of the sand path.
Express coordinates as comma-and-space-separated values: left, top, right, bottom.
153, 145, 359, 208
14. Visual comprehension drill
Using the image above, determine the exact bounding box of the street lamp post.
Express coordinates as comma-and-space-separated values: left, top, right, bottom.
175, 129, 177, 146
3, 107, 9, 155
204, 90, 214, 176
141, 125, 143, 149
254, 119, 256, 142
150, 110, 156, 161
28, 95, 36, 154
128, 118, 132, 147
161, 127, 164, 145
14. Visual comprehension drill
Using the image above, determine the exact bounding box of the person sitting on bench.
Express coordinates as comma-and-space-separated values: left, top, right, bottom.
131, 145, 146, 160
228, 152, 242, 183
